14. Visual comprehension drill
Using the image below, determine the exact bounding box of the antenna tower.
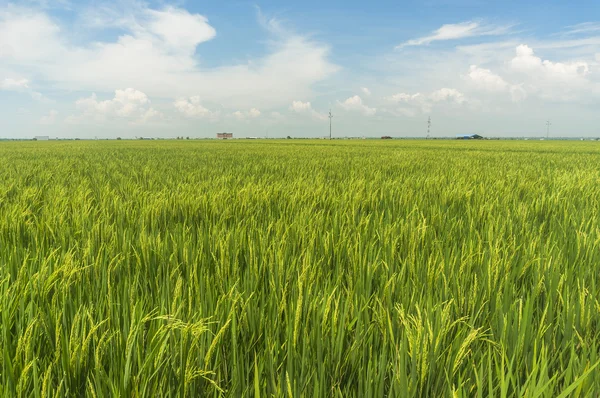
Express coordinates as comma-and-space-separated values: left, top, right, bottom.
427, 116, 431, 139
329, 110, 333, 140
546, 120, 551, 139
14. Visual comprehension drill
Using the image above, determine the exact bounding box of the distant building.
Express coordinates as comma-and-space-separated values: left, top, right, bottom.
456, 134, 484, 140
217, 133, 233, 139
34, 136, 49, 141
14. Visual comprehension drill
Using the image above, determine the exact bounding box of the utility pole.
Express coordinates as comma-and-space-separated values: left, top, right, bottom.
546, 120, 551, 139
427, 116, 431, 139
329, 110, 333, 140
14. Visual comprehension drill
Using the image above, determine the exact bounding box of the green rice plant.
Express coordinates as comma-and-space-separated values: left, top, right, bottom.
0, 139, 599, 396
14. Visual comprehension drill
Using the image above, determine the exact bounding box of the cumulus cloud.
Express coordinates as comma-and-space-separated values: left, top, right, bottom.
289, 100, 326, 120
338, 95, 377, 116
430, 88, 466, 104
39, 109, 57, 125
511, 45, 589, 79
0, 7, 62, 62
0, 5, 338, 109
145, 6, 216, 52
174, 96, 219, 119
361, 87, 371, 96
386, 88, 467, 115
290, 101, 312, 112
387, 93, 424, 103
68, 88, 162, 124
77, 89, 148, 117
386, 92, 431, 113
467, 65, 509, 92
508, 85, 527, 102
467, 65, 527, 102
137, 108, 164, 125
232, 108, 261, 120
397, 21, 512, 48
509, 44, 593, 100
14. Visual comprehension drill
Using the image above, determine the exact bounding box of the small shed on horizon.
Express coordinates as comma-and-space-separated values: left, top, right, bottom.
456, 134, 483, 140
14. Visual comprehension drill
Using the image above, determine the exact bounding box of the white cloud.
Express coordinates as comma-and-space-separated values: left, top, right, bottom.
511, 44, 589, 79
430, 88, 466, 104
397, 21, 512, 48
76, 88, 148, 117
386, 92, 431, 113
467, 65, 509, 92
0, 7, 63, 62
0, 6, 338, 109
509, 85, 527, 102
145, 6, 216, 52
290, 100, 312, 112
0, 77, 29, 90
509, 44, 594, 100
289, 100, 326, 120
39, 109, 57, 125
0, 76, 50, 101
387, 93, 423, 103
561, 22, 600, 36
137, 108, 164, 124
232, 108, 261, 120
467, 65, 527, 102
386, 88, 467, 115
338, 95, 376, 116
31, 91, 44, 100
69, 88, 160, 124
174, 96, 218, 119
361, 87, 371, 96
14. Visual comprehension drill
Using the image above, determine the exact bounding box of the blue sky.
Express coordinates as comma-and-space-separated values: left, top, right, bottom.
1, 0, 600, 138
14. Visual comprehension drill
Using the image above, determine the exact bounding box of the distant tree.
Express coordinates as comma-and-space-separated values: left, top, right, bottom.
32, 138, 37, 141
186, 136, 190, 140
117, 137, 122, 140
287, 136, 292, 139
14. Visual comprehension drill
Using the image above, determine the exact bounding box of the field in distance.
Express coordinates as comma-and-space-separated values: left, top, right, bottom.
1, 140, 599, 397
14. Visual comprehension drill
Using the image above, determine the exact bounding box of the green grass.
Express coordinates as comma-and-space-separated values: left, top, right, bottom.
1, 139, 600, 397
